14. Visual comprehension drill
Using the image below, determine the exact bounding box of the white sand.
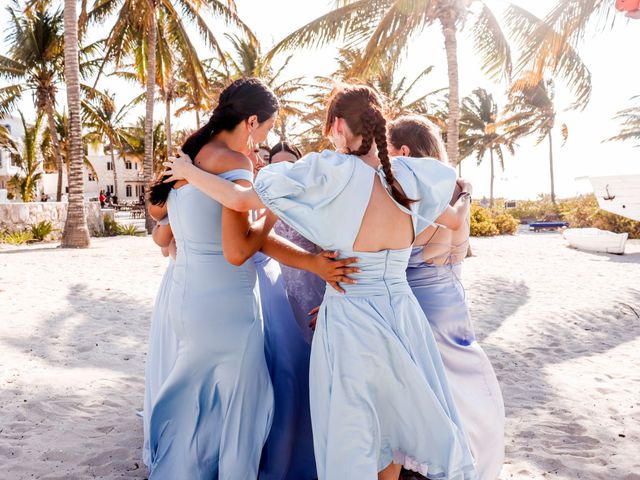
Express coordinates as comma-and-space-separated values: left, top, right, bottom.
0, 233, 639, 479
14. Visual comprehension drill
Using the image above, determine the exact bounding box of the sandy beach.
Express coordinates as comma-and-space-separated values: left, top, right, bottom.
0, 232, 638, 480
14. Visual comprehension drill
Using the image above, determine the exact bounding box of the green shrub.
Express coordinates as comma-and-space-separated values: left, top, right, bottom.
3, 229, 34, 245
469, 204, 517, 236
507, 195, 560, 223
492, 213, 519, 235
102, 217, 120, 237
116, 223, 145, 236
30, 220, 54, 241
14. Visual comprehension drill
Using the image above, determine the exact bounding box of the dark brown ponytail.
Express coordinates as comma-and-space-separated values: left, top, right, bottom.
325, 84, 414, 209
149, 78, 279, 206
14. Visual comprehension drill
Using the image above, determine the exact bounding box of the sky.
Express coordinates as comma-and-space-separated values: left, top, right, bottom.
1, 0, 639, 200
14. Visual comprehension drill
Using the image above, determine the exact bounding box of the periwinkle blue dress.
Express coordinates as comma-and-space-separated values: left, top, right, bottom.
148, 170, 274, 479
254, 252, 317, 480
407, 248, 505, 480
254, 151, 478, 479
142, 217, 178, 467
273, 221, 325, 344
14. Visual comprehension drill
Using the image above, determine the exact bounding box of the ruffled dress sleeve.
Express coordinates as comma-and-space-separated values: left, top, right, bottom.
254, 150, 373, 250
391, 156, 457, 236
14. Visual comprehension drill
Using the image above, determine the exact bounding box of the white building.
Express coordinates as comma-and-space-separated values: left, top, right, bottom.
0, 117, 25, 201
1, 116, 147, 204
41, 143, 146, 203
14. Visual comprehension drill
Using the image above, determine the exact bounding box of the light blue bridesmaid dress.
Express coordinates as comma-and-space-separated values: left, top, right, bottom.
254, 151, 479, 480
142, 217, 178, 467
148, 169, 274, 479
254, 252, 317, 480
407, 248, 505, 480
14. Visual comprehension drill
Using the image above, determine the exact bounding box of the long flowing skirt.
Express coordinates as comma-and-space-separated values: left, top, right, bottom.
408, 262, 505, 480
148, 254, 273, 479
255, 253, 317, 480
142, 259, 178, 466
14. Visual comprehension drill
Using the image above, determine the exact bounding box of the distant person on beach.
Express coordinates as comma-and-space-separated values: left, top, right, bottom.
388, 114, 505, 480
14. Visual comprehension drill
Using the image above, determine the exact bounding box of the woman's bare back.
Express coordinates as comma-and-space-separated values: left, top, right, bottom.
353, 174, 414, 252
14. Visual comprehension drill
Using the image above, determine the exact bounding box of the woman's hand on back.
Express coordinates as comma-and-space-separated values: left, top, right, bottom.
163, 149, 194, 183
309, 250, 360, 294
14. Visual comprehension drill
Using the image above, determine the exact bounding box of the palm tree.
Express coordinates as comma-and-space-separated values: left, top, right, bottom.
61, 0, 90, 247
3, 113, 43, 202
502, 75, 568, 204
0, 2, 66, 201
41, 110, 98, 180
0, 1, 102, 202
267, 0, 514, 166
505, 5, 594, 111
83, 91, 134, 199
458, 88, 515, 207
216, 34, 309, 139
121, 116, 167, 175
605, 96, 640, 147
89, 0, 254, 233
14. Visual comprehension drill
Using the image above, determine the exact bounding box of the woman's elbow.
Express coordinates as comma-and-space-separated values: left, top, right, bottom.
223, 249, 251, 266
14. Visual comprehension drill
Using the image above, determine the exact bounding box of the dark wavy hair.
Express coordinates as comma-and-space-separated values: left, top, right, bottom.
149, 77, 279, 205
269, 140, 302, 162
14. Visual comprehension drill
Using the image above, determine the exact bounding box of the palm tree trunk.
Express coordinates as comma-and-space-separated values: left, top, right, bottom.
195, 109, 200, 128
61, 0, 90, 248
143, 0, 158, 233
489, 148, 495, 208
165, 97, 172, 157
110, 145, 119, 199
440, 9, 460, 167
548, 131, 556, 204
44, 100, 65, 202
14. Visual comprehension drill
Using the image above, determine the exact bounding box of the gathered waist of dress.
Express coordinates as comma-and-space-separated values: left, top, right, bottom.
324, 248, 414, 298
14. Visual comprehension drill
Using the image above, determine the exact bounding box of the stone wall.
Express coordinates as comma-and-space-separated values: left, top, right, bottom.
0, 202, 107, 236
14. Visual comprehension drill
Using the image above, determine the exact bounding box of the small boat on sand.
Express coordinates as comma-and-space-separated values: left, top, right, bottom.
563, 228, 628, 254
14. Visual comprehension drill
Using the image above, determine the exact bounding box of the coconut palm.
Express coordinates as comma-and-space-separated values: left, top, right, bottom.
4, 113, 42, 202
0, 0, 102, 202
41, 111, 98, 179
0, 2, 66, 201
121, 116, 167, 175
62, 0, 90, 247
505, 5, 594, 111
502, 75, 568, 205
82, 91, 135, 198
605, 96, 640, 147
458, 88, 515, 207
216, 34, 308, 139
89, 0, 254, 232
267, 0, 514, 166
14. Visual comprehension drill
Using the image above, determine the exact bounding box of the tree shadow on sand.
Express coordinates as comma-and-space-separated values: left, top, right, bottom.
1, 282, 152, 376
402, 283, 640, 480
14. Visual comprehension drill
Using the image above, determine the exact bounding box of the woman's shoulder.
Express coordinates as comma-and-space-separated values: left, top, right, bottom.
194, 143, 252, 175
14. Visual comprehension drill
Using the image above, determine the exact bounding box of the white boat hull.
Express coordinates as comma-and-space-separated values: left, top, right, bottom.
588, 175, 640, 221
563, 228, 628, 254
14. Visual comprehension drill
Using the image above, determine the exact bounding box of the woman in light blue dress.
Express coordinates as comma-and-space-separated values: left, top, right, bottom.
146, 78, 358, 480
388, 116, 505, 480
142, 219, 178, 467
164, 84, 479, 480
